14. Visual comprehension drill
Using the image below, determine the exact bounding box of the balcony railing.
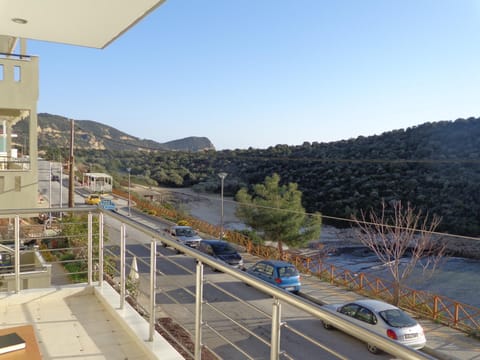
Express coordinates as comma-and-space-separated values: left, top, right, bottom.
117, 188, 480, 335
0, 207, 432, 360
0, 157, 31, 171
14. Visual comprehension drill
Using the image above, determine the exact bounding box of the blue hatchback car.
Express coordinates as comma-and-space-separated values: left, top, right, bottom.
246, 260, 301, 294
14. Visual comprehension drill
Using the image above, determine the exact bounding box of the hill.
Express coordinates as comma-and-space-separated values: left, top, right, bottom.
18, 113, 215, 152
41, 115, 480, 236
77, 117, 480, 237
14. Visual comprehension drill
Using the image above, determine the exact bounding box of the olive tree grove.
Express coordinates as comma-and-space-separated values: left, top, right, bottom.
353, 200, 446, 305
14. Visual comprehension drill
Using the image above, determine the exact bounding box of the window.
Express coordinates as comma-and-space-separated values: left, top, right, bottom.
14, 65, 21, 82
264, 264, 274, 276
278, 266, 298, 277
253, 262, 266, 273
15, 176, 21, 191
379, 309, 416, 327
206, 245, 214, 255
339, 304, 360, 317
355, 307, 376, 325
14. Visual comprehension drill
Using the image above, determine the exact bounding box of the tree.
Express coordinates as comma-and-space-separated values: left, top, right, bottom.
235, 173, 321, 257
352, 200, 446, 305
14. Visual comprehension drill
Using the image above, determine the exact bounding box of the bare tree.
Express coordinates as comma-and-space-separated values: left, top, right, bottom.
353, 200, 446, 305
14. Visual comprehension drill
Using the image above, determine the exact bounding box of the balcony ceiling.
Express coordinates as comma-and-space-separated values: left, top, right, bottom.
0, 0, 166, 52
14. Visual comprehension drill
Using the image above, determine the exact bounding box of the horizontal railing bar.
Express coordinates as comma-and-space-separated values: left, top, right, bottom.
4, 207, 436, 359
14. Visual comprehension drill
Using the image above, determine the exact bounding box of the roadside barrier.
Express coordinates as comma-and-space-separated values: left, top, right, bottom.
115, 188, 480, 335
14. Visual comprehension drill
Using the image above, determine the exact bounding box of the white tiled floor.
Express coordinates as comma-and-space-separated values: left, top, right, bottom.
0, 285, 181, 360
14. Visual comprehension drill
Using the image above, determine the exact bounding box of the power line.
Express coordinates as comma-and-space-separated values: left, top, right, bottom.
151, 187, 480, 243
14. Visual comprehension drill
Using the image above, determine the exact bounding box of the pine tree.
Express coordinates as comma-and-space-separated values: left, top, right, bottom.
235, 173, 321, 257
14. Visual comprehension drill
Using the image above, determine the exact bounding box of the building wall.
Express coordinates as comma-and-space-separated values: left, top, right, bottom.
1, 251, 51, 291
0, 55, 39, 209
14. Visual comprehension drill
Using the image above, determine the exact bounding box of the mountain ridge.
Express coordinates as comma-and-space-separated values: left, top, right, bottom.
29, 113, 215, 152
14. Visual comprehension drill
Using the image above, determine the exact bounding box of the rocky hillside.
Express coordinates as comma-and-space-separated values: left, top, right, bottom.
17, 113, 215, 152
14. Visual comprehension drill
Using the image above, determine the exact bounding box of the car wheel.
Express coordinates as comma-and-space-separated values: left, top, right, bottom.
367, 343, 380, 354
322, 321, 333, 330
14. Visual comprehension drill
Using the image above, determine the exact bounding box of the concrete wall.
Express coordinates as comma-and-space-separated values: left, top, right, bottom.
0, 250, 51, 291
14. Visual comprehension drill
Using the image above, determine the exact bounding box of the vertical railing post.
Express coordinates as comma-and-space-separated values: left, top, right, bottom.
433, 296, 439, 320
88, 212, 93, 285
194, 260, 204, 360
98, 212, 104, 287
14, 215, 20, 293
270, 297, 281, 360
149, 238, 157, 341
120, 223, 126, 309
359, 273, 364, 290
453, 303, 459, 327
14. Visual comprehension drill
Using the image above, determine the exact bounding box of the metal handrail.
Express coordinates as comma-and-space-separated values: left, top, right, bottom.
2, 207, 433, 360
138, 195, 480, 334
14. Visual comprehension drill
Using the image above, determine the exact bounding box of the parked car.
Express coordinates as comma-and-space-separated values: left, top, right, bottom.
51, 174, 60, 181
98, 199, 117, 211
85, 194, 102, 205
322, 299, 426, 354
198, 239, 243, 269
167, 225, 202, 248
245, 260, 301, 294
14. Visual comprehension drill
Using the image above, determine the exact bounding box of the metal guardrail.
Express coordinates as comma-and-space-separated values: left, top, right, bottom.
121, 190, 480, 335
0, 207, 433, 359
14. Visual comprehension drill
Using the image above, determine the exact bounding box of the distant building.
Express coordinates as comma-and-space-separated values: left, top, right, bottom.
83, 172, 113, 193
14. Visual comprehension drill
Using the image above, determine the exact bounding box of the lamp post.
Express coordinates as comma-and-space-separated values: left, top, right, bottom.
59, 162, 63, 220
218, 172, 228, 239
49, 161, 52, 223
127, 168, 131, 216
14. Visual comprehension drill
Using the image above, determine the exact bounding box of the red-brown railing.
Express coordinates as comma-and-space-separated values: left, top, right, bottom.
115, 189, 480, 334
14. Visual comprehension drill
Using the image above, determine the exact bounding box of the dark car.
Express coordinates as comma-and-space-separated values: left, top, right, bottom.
246, 260, 301, 293
198, 239, 243, 269
51, 174, 60, 181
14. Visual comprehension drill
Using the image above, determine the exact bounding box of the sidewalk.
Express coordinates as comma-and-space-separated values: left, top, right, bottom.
299, 276, 480, 360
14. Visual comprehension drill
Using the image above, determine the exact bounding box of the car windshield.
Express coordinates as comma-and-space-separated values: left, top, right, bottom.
278, 266, 298, 277
177, 228, 195, 237
379, 309, 417, 328
211, 242, 236, 255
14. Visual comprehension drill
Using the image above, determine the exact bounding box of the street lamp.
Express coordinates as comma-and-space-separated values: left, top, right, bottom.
218, 172, 228, 239
48, 161, 52, 224
59, 162, 63, 220
127, 168, 131, 216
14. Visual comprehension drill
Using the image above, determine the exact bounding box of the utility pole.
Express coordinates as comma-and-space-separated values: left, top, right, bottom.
68, 119, 75, 208
218, 172, 228, 239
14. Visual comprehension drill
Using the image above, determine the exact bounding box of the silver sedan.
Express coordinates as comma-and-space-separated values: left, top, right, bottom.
322, 299, 426, 354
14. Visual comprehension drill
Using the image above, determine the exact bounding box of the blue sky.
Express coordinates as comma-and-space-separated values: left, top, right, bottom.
28, 0, 480, 150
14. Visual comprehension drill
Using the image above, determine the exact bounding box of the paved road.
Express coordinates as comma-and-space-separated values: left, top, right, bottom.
111, 244, 395, 359
101, 200, 480, 360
